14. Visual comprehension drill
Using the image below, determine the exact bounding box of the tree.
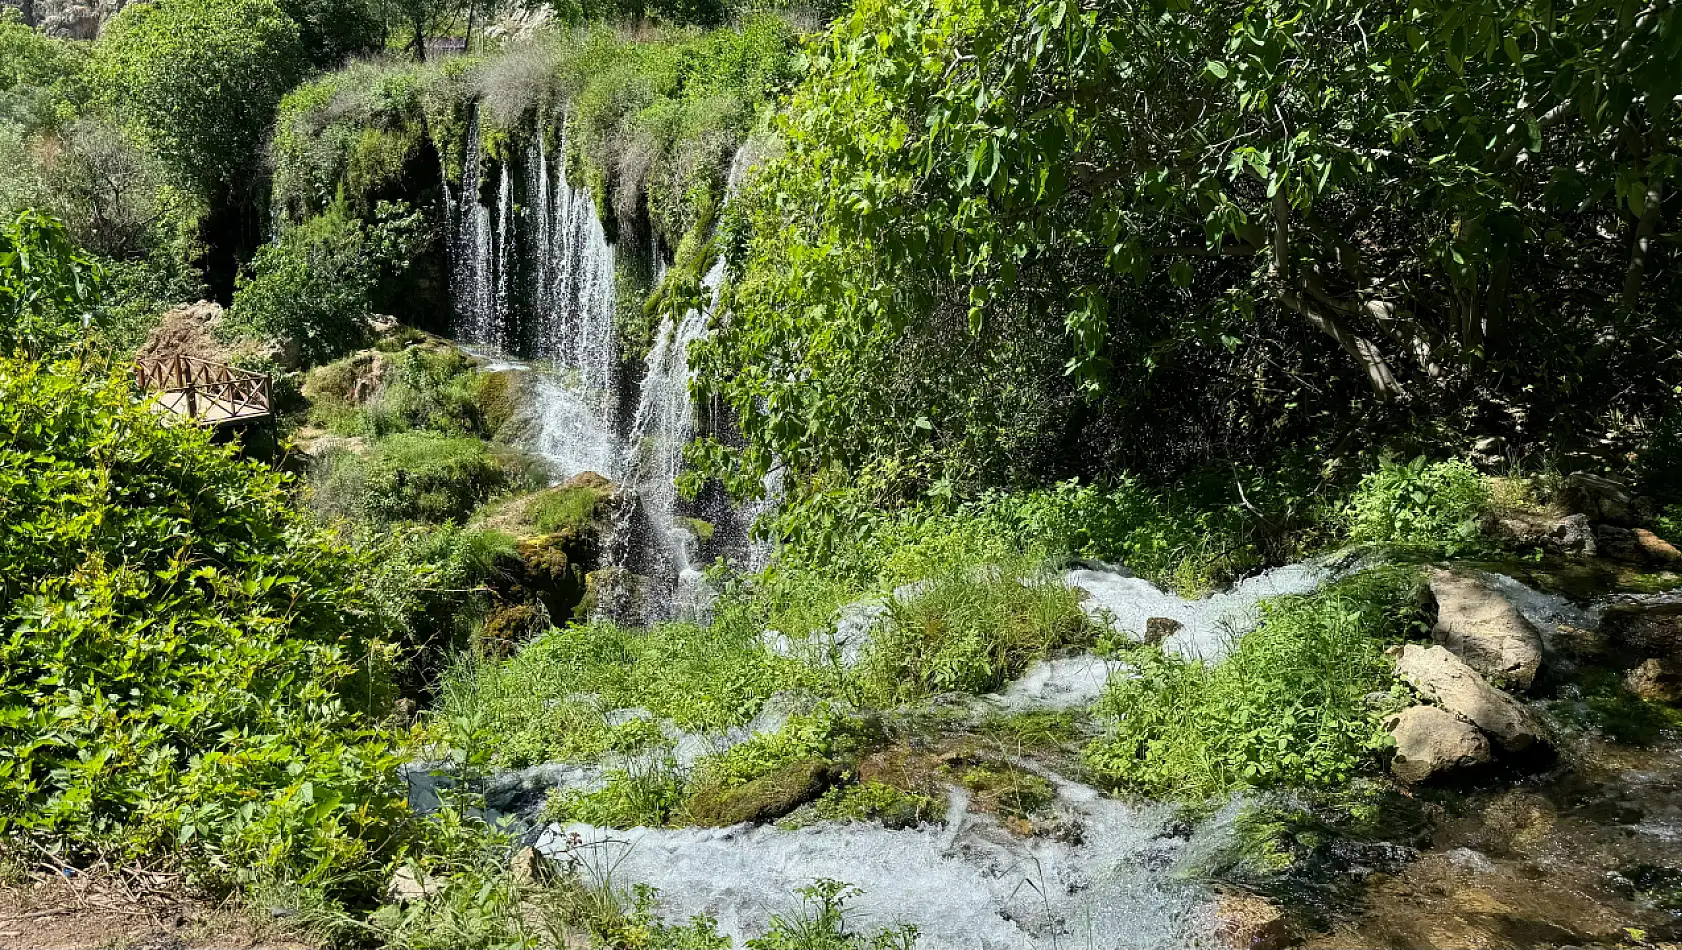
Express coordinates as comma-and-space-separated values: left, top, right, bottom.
702, 0, 1682, 496
0, 209, 101, 358
94, 0, 307, 205
277, 0, 383, 69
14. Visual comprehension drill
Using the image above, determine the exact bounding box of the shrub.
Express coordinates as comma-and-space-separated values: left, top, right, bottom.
310, 431, 540, 525
231, 203, 421, 368
543, 760, 687, 828
433, 620, 804, 769
1342, 457, 1489, 554
1083, 568, 1423, 800
0, 209, 102, 359
0, 358, 408, 889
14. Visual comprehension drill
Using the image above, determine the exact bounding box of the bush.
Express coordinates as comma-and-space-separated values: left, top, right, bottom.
307, 342, 490, 438
434, 620, 805, 769
0, 358, 409, 889
0, 209, 102, 359
1083, 568, 1423, 800
1343, 457, 1489, 554
231, 203, 421, 367
311, 431, 540, 525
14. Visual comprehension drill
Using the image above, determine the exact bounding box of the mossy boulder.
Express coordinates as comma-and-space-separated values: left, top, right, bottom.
476, 603, 547, 657
476, 369, 531, 442
686, 758, 837, 827
476, 473, 626, 623
580, 566, 657, 623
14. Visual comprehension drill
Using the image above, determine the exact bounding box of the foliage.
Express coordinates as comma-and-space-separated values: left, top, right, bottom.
0, 358, 410, 891
232, 203, 422, 367
855, 570, 1092, 705
529, 486, 610, 535
1343, 457, 1489, 554
745, 880, 919, 950
95, 0, 308, 202
543, 761, 688, 828
690, 706, 868, 791
434, 620, 806, 769
0, 209, 101, 358
0, 10, 86, 133
310, 430, 540, 525
307, 342, 492, 438
809, 781, 944, 827
1084, 568, 1423, 799
698, 0, 1682, 514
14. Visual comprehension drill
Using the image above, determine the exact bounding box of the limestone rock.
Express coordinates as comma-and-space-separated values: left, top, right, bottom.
1144, 616, 1183, 645
1385, 705, 1491, 784
387, 865, 433, 904
1556, 472, 1651, 527
1429, 569, 1544, 691
509, 846, 556, 887
1487, 511, 1597, 558
686, 759, 836, 827
1624, 658, 1682, 705
1211, 892, 1290, 950
1393, 645, 1547, 752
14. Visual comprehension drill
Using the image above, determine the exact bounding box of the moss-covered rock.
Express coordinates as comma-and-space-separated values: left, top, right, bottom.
686, 758, 837, 827
476, 603, 547, 657
579, 566, 657, 623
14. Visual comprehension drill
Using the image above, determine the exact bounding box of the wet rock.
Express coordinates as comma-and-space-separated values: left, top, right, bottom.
1211, 892, 1289, 950
686, 759, 837, 827
1429, 569, 1544, 691
1601, 600, 1682, 661
1624, 658, 1682, 705
1595, 524, 1682, 565
1393, 645, 1547, 752
1386, 705, 1491, 784
581, 567, 657, 624
1550, 623, 1608, 659
1557, 472, 1652, 527
1144, 617, 1183, 645
1488, 511, 1597, 558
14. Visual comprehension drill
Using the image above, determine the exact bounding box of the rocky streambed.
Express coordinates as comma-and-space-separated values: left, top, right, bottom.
409, 480, 1682, 950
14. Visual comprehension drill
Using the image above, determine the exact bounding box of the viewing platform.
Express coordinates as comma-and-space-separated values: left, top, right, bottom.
135, 355, 273, 426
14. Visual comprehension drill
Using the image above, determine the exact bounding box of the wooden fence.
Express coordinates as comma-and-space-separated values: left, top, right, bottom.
134, 355, 273, 426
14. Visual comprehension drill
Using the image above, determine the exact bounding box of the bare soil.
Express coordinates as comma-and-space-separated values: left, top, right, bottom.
0, 868, 312, 950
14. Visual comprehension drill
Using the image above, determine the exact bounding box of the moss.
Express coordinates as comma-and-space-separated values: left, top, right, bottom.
476, 603, 545, 657
957, 763, 1055, 820
475, 369, 528, 440
685, 758, 835, 827
810, 780, 945, 828
677, 516, 716, 543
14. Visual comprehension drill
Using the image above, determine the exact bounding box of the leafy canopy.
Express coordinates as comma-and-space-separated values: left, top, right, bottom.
95, 0, 308, 200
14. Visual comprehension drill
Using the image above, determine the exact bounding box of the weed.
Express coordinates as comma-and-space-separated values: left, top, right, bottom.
1343, 457, 1489, 555
746, 879, 919, 950
855, 570, 1092, 705
1084, 568, 1424, 800
543, 761, 687, 828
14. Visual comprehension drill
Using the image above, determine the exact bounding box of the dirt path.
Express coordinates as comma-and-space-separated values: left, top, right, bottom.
0, 875, 312, 950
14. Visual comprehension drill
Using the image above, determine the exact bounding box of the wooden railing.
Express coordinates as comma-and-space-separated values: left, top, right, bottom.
135, 355, 273, 426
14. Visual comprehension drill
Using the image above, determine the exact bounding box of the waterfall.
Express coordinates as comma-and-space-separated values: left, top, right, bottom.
447, 124, 768, 621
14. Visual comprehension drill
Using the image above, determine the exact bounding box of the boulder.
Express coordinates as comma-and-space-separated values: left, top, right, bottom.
1594, 525, 1682, 565
1385, 705, 1491, 784
509, 846, 556, 887
1429, 570, 1544, 691
1556, 472, 1651, 527
1487, 511, 1597, 558
1211, 893, 1290, 950
387, 865, 434, 904
686, 759, 837, 827
1393, 645, 1547, 752
1624, 658, 1682, 705
1144, 617, 1184, 645
1601, 601, 1682, 662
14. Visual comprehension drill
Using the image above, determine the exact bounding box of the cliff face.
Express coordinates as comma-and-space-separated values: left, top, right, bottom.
2, 0, 130, 38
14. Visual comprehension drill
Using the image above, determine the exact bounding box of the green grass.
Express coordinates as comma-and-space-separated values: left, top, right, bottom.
528, 486, 607, 535
310, 431, 541, 526
1083, 567, 1426, 800
855, 568, 1093, 705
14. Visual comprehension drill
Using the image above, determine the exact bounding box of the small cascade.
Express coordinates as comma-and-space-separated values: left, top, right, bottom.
449, 111, 499, 348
